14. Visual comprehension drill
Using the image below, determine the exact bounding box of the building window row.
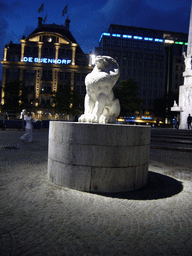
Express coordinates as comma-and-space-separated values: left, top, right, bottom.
24, 70, 35, 79
7, 69, 19, 80
142, 90, 163, 97
121, 59, 164, 70
103, 38, 165, 53
175, 65, 184, 71
175, 74, 183, 81
121, 69, 164, 78
75, 85, 86, 95
107, 50, 164, 62
76, 73, 87, 82
41, 84, 52, 94
25, 46, 38, 55
42, 47, 55, 57
58, 72, 71, 82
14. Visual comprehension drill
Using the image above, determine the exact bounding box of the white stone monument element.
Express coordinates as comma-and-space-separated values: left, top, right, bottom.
47, 55, 151, 193
78, 56, 120, 123
171, 3, 192, 129
48, 122, 151, 193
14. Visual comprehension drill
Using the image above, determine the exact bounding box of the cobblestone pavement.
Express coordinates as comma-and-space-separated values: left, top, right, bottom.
0, 130, 192, 256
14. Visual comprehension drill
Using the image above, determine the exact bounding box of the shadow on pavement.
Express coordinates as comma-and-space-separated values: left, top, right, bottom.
96, 171, 183, 200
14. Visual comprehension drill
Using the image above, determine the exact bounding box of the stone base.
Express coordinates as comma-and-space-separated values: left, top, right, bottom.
178, 85, 192, 129
47, 122, 151, 193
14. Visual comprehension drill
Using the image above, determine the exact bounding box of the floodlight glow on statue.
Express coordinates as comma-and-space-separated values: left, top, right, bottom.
78, 56, 120, 123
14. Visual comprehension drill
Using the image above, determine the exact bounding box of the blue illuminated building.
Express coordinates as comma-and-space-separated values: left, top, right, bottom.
96, 24, 188, 113
1, 17, 93, 111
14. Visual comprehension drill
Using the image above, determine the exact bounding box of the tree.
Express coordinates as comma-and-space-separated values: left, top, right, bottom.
52, 84, 81, 115
153, 91, 179, 121
153, 97, 166, 119
2, 80, 28, 113
114, 79, 142, 117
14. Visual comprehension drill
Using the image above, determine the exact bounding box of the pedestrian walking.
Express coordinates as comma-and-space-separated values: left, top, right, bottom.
172, 116, 177, 129
187, 114, 192, 130
20, 112, 33, 142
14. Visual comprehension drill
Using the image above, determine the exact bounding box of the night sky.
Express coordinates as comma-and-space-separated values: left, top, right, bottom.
0, 0, 191, 79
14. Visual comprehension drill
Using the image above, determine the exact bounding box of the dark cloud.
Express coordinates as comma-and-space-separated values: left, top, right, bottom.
23, 25, 36, 38
0, 18, 9, 58
69, 3, 109, 52
0, 0, 25, 53
0, 17, 9, 33
141, 6, 190, 32
100, 0, 190, 32
0, 0, 22, 17
145, 0, 190, 12
101, 0, 145, 23
0, 0, 12, 14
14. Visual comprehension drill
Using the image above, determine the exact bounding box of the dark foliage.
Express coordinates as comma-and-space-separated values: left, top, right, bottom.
3, 80, 29, 113
114, 79, 142, 117
52, 84, 81, 114
153, 91, 179, 120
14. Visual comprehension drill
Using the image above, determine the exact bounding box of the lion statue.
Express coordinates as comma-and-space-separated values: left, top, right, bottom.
78, 55, 120, 123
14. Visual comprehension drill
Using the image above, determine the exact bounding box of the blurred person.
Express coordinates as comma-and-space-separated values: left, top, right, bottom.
172, 116, 177, 129
20, 112, 33, 142
187, 114, 192, 130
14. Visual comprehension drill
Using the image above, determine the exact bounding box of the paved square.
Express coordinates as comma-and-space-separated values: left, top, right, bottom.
0, 130, 192, 255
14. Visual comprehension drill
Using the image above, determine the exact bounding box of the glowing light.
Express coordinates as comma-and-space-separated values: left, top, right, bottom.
123, 35, 132, 39
99, 32, 186, 46
133, 36, 143, 40
91, 54, 95, 65
112, 34, 121, 37
141, 116, 153, 120
99, 33, 110, 42
175, 41, 184, 45
144, 37, 153, 41
154, 38, 164, 42
23, 57, 71, 64
164, 39, 174, 44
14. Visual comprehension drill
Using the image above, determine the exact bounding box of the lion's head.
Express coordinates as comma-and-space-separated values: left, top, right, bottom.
95, 56, 119, 73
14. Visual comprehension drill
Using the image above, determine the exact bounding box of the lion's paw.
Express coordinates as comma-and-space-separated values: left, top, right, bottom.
78, 114, 98, 123
99, 115, 109, 124
90, 115, 99, 123
78, 114, 87, 122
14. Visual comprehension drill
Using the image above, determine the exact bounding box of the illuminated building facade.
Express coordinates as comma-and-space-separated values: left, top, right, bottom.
1, 17, 93, 111
96, 24, 188, 112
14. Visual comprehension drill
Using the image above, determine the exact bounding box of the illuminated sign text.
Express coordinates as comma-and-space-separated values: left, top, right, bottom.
23, 57, 71, 65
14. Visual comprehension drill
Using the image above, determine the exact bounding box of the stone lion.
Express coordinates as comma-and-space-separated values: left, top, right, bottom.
78, 55, 120, 123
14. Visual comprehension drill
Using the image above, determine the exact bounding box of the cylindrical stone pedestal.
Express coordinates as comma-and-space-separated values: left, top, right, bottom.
48, 122, 151, 193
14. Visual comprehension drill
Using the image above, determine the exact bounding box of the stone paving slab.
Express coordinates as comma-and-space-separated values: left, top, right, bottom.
0, 130, 192, 255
